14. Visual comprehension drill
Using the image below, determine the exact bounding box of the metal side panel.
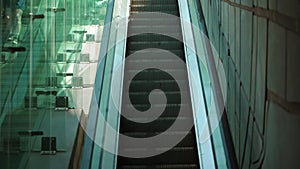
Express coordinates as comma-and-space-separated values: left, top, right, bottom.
178, 0, 231, 168
80, 0, 115, 168
190, 0, 230, 168
177, 0, 217, 169
80, 0, 130, 169
187, 1, 229, 168
99, 1, 130, 168
101, 0, 130, 169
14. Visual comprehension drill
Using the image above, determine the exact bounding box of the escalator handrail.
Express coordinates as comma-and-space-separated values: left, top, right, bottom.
79, 0, 115, 168
193, 0, 239, 168
177, 0, 222, 168
80, 0, 130, 169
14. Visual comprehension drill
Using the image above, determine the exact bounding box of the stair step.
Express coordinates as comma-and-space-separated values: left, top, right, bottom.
1, 131, 35, 138
125, 104, 191, 118
1, 127, 34, 132
128, 25, 181, 35
119, 131, 196, 148
126, 69, 187, 81
126, 91, 189, 104
130, 5, 178, 12
118, 147, 198, 165
126, 41, 183, 51
131, 0, 178, 5
129, 18, 181, 27
130, 10, 179, 16
120, 116, 194, 133
120, 164, 198, 169
127, 34, 182, 43
126, 59, 185, 69
127, 50, 185, 59
126, 80, 188, 92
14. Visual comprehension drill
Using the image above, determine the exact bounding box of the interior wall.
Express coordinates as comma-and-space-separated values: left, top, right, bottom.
198, 0, 300, 168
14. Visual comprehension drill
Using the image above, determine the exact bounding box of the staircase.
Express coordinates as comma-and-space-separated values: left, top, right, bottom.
117, 0, 200, 168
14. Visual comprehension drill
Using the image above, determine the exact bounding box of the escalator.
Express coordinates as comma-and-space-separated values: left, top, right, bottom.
117, 0, 200, 168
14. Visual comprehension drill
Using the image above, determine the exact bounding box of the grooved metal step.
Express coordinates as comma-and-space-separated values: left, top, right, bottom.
127, 91, 189, 104
126, 59, 185, 69
127, 34, 182, 42
119, 147, 198, 165
120, 117, 194, 133
120, 164, 198, 169
131, 0, 178, 5
130, 4, 179, 12
128, 25, 181, 34
129, 19, 181, 27
130, 10, 179, 16
127, 50, 185, 60
125, 69, 188, 81
125, 104, 191, 118
120, 131, 196, 148
127, 41, 184, 50
126, 80, 189, 92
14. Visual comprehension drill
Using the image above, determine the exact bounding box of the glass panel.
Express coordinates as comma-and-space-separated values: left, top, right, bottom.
186, 0, 229, 168
1, 0, 108, 168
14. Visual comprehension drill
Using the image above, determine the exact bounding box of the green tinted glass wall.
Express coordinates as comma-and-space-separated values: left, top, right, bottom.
0, 0, 108, 168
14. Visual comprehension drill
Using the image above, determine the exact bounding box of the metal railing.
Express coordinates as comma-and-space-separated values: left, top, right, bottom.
80, 0, 130, 169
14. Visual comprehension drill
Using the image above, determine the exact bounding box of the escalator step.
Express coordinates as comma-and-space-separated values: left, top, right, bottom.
130, 10, 179, 16
129, 18, 181, 27
119, 131, 197, 148
120, 164, 198, 169
125, 104, 190, 118
125, 80, 188, 92
118, 147, 198, 165
126, 41, 183, 50
126, 91, 189, 104
120, 116, 194, 133
130, 4, 179, 12
128, 25, 181, 34
127, 34, 182, 43
127, 50, 185, 59
125, 69, 188, 81
120, 164, 199, 169
126, 59, 185, 69
131, 0, 178, 5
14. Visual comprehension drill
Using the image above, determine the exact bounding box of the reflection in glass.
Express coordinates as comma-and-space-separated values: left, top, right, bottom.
0, 0, 108, 168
